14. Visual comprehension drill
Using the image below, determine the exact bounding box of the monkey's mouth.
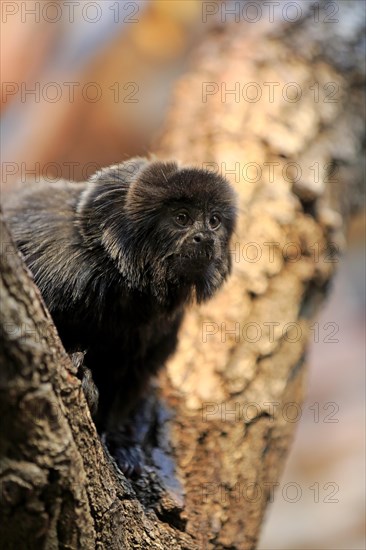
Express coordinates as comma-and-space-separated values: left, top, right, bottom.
180, 252, 212, 261
169, 251, 216, 276
175, 249, 214, 262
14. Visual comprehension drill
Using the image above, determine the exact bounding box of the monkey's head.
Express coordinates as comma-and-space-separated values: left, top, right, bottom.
80, 159, 237, 305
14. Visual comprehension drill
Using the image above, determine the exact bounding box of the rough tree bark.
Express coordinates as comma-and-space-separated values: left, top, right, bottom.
1, 3, 365, 549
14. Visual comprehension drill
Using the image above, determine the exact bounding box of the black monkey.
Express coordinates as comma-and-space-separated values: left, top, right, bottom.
3, 157, 237, 476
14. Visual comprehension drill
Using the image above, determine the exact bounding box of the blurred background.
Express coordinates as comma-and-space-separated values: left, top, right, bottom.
1, 1, 365, 548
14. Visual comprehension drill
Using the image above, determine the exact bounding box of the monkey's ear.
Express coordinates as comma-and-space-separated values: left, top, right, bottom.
129, 160, 179, 191
125, 160, 179, 208
89, 157, 150, 187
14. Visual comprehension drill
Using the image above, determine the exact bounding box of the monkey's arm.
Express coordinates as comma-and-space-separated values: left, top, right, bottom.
82, 313, 183, 477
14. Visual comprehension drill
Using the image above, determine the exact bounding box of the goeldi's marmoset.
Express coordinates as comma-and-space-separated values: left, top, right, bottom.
3, 157, 237, 476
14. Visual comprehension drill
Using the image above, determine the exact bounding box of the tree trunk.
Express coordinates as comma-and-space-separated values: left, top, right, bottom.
1, 4, 365, 549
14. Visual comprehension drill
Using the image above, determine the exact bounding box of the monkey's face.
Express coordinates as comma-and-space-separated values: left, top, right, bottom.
122, 161, 237, 303
163, 202, 228, 276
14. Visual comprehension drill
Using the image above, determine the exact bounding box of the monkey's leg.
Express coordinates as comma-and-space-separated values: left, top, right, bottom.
82, 346, 153, 477
103, 394, 156, 478
101, 370, 158, 478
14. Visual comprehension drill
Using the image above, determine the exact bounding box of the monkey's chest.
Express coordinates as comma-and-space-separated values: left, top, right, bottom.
56, 293, 175, 356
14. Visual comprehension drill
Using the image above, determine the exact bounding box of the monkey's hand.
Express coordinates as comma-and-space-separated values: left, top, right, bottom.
80, 366, 99, 417
104, 428, 144, 479
72, 353, 99, 417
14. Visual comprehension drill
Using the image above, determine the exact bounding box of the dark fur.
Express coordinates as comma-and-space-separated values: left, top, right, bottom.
3, 157, 237, 473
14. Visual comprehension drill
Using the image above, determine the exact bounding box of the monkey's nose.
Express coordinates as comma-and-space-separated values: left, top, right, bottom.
193, 233, 204, 243
192, 233, 214, 247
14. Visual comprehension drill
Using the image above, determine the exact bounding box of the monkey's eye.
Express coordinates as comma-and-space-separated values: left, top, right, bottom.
209, 214, 221, 229
175, 212, 190, 227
